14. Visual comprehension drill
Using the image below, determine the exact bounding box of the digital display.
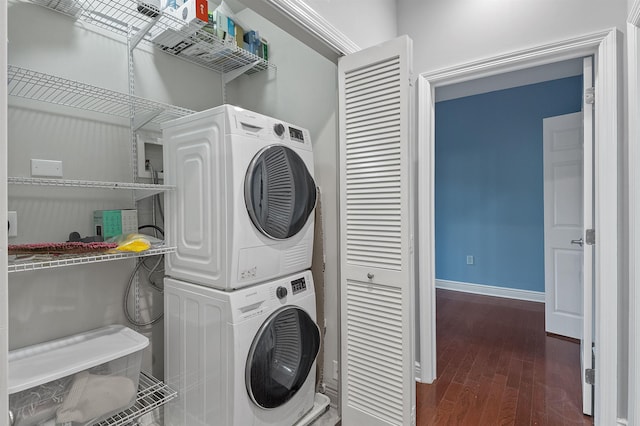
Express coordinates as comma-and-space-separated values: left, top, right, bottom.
289, 127, 305, 143
291, 277, 307, 294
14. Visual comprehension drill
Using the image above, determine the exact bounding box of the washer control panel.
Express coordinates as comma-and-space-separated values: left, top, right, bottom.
291, 277, 307, 295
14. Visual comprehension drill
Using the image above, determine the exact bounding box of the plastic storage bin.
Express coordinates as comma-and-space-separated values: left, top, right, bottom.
8, 325, 148, 426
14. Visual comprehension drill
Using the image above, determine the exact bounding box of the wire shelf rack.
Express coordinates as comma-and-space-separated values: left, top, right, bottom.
29, 0, 274, 76
7, 65, 195, 125
94, 372, 177, 426
8, 176, 174, 191
8, 246, 175, 273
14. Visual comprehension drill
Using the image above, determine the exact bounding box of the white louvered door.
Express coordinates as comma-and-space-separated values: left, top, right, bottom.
338, 36, 415, 426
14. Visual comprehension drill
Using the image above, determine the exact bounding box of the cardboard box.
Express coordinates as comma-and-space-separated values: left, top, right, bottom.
165, 0, 207, 27
259, 37, 268, 60
151, 0, 208, 51
215, 9, 228, 39
235, 23, 244, 49
93, 209, 138, 239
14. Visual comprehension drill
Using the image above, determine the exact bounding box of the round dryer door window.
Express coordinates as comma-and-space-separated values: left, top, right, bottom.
245, 145, 317, 240
245, 307, 320, 409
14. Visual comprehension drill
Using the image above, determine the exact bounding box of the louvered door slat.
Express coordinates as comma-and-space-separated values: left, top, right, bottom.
347, 176, 401, 184
347, 191, 401, 199
347, 231, 401, 239
345, 60, 400, 83
346, 104, 401, 122
347, 130, 401, 145
346, 116, 400, 131
347, 90, 400, 111
348, 144, 400, 157
345, 74, 400, 96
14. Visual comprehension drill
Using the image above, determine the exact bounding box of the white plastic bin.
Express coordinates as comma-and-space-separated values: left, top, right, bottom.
8, 325, 149, 426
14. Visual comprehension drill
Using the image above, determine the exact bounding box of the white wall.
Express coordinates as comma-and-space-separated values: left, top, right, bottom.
398, 0, 627, 74
226, 7, 341, 399
303, 0, 397, 50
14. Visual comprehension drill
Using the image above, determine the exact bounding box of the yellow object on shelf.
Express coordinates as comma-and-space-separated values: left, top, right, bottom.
111, 234, 152, 253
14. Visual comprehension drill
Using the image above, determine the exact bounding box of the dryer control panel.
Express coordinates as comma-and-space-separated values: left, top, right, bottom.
288, 126, 305, 143
291, 277, 307, 295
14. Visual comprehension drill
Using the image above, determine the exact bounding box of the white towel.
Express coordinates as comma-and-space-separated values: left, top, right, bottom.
56, 371, 136, 424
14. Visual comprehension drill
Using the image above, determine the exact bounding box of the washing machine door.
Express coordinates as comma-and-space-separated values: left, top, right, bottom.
245, 145, 317, 240
246, 306, 321, 409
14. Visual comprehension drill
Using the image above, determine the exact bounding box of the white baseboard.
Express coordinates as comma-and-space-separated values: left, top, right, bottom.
436, 279, 545, 303
415, 361, 435, 384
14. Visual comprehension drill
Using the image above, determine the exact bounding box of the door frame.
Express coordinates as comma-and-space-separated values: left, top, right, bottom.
627, 3, 640, 425
417, 29, 620, 425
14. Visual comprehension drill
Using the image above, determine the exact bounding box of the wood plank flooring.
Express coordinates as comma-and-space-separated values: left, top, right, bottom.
416, 289, 593, 425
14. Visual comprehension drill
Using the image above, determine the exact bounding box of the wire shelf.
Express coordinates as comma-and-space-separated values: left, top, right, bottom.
29, 0, 274, 76
94, 372, 177, 426
7, 65, 195, 125
8, 246, 175, 273
8, 176, 175, 191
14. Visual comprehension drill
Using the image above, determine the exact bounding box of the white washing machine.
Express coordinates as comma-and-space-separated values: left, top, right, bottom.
164, 270, 321, 426
162, 104, 317, 290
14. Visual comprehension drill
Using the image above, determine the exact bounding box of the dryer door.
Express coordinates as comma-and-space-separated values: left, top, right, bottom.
246, 306, 321, 409
245, 145, 317, 240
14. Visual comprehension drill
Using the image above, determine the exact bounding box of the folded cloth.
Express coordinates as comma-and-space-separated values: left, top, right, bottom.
56, 371, 136, 424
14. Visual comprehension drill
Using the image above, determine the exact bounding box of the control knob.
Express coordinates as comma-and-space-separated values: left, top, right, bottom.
274, 123, 285, 137
276, 286, 288, 299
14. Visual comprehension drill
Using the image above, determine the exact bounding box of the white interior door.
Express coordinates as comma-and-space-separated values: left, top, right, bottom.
338, 36, 415, 426
543, 111, 584, 340
542, 57, 594, 416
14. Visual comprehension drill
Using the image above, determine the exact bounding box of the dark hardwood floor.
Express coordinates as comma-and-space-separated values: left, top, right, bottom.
416, 289, 593, 425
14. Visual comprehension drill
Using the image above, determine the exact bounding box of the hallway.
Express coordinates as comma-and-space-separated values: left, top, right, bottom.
416, 289, 593, 425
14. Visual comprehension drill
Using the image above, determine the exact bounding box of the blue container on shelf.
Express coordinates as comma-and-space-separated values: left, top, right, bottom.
243, 30, 260, 55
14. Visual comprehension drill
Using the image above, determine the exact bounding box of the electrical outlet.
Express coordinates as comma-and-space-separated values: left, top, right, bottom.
8, 211, 17, 237
466, 255, 474, 265
333, 360, 339, 380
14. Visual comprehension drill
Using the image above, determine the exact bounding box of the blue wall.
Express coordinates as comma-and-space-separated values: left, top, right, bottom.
435, 76, 583, 292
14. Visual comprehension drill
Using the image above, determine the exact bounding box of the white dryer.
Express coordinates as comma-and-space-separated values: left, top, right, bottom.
164, 270, 321, 426
162, 104, 317, 290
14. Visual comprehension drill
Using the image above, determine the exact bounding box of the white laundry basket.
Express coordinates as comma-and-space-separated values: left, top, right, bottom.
8, 325, 148, 426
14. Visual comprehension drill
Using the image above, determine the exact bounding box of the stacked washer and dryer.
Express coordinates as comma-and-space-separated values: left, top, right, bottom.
162, 105, 322, 426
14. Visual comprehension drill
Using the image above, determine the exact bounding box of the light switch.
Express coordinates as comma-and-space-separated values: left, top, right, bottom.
31, 159, 63, 177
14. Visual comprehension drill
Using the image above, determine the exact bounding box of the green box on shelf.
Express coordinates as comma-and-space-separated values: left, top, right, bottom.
93, 209, 138, 239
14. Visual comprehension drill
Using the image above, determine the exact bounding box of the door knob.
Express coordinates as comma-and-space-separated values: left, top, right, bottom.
571, 238, 584, 247
367, 273, 374, 279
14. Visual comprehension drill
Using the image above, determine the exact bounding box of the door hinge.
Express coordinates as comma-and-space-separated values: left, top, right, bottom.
585, 229, 595, 245
585, 368, 595, 385
585, 87, 595, 104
